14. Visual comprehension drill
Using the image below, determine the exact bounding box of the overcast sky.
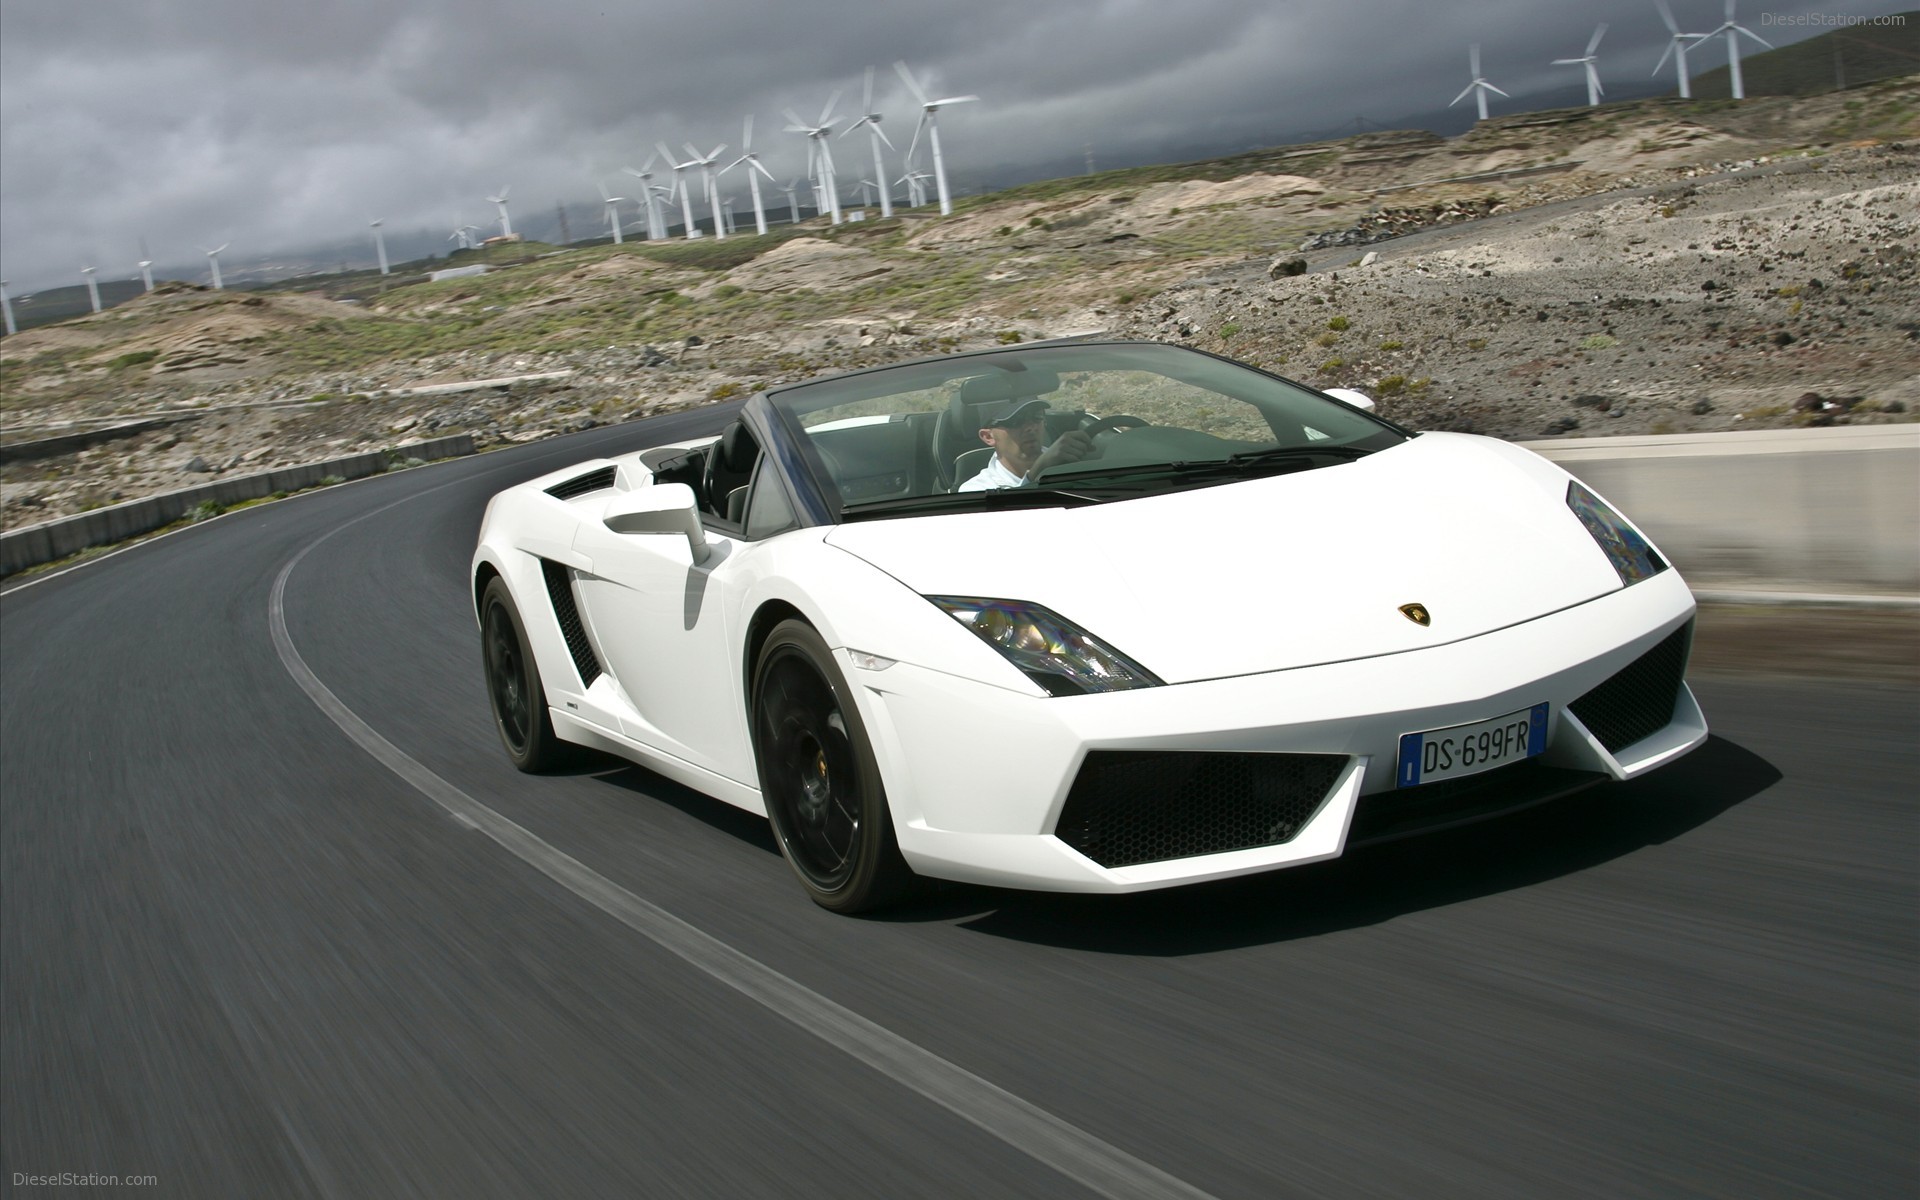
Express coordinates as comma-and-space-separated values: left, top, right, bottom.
0, 0, 1909, 293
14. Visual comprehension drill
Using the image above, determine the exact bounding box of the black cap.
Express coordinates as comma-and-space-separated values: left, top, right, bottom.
980, 397, 1049, 427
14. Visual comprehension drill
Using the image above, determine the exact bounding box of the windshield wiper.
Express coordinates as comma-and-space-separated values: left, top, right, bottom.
1225, 444, 1376, 466
840, 486, 1115, 519
1043, 444, 1374, 487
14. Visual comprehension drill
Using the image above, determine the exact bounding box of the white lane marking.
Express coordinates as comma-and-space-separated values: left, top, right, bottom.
269, 492, 1218, 1200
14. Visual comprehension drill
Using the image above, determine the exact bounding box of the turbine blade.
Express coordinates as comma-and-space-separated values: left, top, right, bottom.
862, 65, 875, 114
894, 60, 929, 105
1588, 63, 1604, 94
1552, 57, 1583, 65
742, 113, 754, 149
783, 108, 808, 129
1654, 41, 1675, 73
929, 95, 978, 107
1486, 83, 1511, 98
1656, 0, 1680, 35
1470, 44, 1481, 76
817, 87, 843, 125
1451, 83, 1477, 106
871, 122, 895, 150
751, 159, 776, 180
1588, 22, 1608, 54
1736, 25, 1773, 49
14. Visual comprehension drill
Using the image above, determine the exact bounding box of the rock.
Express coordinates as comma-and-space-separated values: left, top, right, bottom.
1691, 398, 1715, 415
1771, 331, 1795, 347
1269, 257, 1308, 279
182, 455, 212, 473
1543, 416, 1580, 434
1571, 394, 1612, 411
1358, 252, 1379, 267
1793, 392, 1824, 412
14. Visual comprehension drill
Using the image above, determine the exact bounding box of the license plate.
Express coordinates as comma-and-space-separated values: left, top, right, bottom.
1397, 703, 1549, 788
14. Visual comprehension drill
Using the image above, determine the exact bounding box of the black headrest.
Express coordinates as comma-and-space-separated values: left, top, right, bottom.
716, 422, 757, 471
956, 370, 1059, 409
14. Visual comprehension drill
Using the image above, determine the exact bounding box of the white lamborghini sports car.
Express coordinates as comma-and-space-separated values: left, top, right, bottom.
472, 341, 1707, 912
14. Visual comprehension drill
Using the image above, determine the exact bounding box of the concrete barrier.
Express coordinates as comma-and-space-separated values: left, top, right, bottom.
1523, 424, 1919, 597
0, 433, 476, 577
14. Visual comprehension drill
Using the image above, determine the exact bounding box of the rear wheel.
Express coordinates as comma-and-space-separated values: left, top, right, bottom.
752, 620, 914, 913
481, 576, 571, 772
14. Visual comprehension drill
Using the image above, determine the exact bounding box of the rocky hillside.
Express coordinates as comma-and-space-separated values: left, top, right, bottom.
2, 79, 1914, 527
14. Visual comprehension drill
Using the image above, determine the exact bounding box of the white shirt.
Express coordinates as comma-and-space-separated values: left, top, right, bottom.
958, 454, 1026, 492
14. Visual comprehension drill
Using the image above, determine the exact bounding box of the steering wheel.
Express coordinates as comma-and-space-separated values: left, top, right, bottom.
1080, 414, 1149, 442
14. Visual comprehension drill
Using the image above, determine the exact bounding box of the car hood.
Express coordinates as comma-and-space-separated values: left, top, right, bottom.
823, 434, 1626, 684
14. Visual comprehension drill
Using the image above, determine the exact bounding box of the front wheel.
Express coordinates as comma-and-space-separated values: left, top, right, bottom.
752, 620, 915, 913
480, 576, 573, 772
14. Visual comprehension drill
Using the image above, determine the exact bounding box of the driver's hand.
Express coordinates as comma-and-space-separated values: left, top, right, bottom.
1028, 430, 1098, 479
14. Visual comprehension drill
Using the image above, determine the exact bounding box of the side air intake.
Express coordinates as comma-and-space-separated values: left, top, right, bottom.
546, 466, 617, 501
540, 559, 603, 686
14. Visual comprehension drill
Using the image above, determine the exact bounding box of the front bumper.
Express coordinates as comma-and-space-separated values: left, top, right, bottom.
843, 570, 1706, 892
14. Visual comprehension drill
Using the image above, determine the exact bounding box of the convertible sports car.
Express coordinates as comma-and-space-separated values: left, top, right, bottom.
472, 340, 1706, 912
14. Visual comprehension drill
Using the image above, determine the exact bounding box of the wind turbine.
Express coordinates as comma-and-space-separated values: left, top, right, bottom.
369, 218, 391, 274
200, 243, 229, 289
1701, 0, 1772, 100
622, 154, 667, 240
1553, 23, 1609, 107
656, 142, 703, 238
137, 260, 155, 291
81, 266, 102, 313
723, 115, 778, 236
894, 61, 977, 216
597, 182, 627, 243
842, 67, 896, 219
778, 179, 802, 224
487, 186, 513, 239
785, 91, 845, 224
0, 280, 14, 336
1450, 44, 1510, 122
683, 140, 730, 240
855, 178, 879, 208
1653, 0, 1709, 98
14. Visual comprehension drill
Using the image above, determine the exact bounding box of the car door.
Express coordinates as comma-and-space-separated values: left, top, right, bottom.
569, 494, 756, 787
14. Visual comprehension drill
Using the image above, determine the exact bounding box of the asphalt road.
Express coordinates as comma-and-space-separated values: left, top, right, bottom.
4, 415, 1914, 1199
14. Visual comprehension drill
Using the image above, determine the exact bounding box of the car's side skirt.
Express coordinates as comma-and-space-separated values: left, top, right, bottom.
551, 709, 767, 817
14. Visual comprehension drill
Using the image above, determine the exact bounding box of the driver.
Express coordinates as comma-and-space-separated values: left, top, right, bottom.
958, 397, 1098, 491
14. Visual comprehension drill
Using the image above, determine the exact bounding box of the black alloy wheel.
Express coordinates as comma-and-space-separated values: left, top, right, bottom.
752, 620, 914, 913
480, 576, 570, 772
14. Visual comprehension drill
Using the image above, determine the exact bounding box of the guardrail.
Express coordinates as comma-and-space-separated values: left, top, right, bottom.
0, 433, 475, 577
1522, 424, 1919, 599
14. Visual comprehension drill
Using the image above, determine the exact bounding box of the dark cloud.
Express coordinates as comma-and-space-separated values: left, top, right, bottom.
1, 0, 1907, 291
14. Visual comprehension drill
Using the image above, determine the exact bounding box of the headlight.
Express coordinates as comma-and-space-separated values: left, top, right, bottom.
926, 596, 1164, 696
1567, 481, 1667, 586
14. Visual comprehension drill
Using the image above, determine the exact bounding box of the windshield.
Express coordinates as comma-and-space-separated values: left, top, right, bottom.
765, 342, 1408, 518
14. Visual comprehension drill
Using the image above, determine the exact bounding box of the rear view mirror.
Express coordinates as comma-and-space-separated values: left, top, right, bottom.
1324, 388, 1377, 412
603, 482, 710, 564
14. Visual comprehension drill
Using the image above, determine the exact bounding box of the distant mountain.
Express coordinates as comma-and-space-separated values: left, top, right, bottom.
1686, 12, 1918, 98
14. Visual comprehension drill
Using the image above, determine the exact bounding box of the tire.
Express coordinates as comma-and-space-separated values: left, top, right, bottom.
480, 576, 573, 772
751, 620, 915, 913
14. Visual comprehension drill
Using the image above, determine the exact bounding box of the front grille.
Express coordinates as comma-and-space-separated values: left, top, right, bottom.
1569, 620, 1692, 754
1348, 760, 1608, 846
540, 559, 602, 686
545, 466, 617, 501
1055, 752, 1347, 869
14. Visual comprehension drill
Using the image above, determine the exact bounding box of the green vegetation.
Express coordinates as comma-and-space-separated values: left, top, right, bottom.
1327, 316, 1350, 331
107, 349, 161, 370
1580, 334, 1617, 350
